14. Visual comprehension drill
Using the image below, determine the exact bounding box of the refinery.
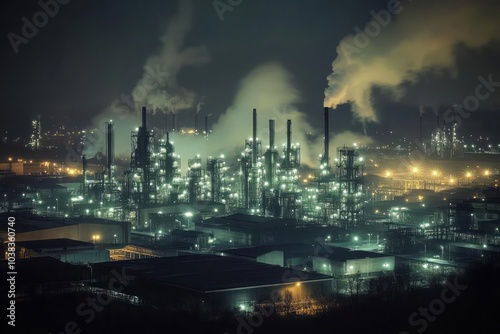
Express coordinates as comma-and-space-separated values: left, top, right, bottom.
1, 0, 500, 332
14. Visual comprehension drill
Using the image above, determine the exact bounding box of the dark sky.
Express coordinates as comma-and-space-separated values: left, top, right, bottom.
1, 0, 499, 145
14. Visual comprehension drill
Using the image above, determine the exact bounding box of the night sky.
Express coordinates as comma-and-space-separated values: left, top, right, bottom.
1, 0, 499, 155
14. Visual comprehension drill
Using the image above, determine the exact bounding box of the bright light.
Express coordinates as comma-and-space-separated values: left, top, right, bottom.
412, 167, 419, 173
184, 212, 193, 218
296, 282, 301, 287
385, 171, 392, 177
353, 236, 358, 241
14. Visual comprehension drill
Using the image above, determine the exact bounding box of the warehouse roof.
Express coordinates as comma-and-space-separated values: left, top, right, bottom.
199, 213, 296, 229
0, 213, 129, 233
16, 238, 93, 250
221, 243, 350, 258
328, 250, 391, 261
94, 254, 332, 293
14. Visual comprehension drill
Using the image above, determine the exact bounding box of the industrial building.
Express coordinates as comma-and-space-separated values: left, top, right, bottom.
0, 213, 131, 245
312, 250, 395, 277
92, 254, 334, 313
218, 243, 352, 269
196, 213, 295, 246
69, 106, 366, 234
13, 238, 109, 264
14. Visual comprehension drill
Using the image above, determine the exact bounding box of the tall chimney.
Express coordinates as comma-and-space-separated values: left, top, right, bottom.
286, 119, 292, 168
324, 107, 330, 167
82, 154, 87, 196
252, 109, 257, 166
106, 121, 114, 182
142, 106, 147, 132
269, 119, 275, 149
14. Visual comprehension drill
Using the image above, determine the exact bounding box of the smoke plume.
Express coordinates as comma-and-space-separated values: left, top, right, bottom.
324, 0, 500, 123
84, 0, 209, 158
170, 62, 371, 169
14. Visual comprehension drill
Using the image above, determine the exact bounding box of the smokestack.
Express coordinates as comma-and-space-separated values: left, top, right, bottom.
269, 119, 275, 149
82, 154, 87, 196
286, 119, 292, 168
252, 108, 257, 166
142, 106, 147, 132
172, 114, 176, 132
106, 121, 114, 182
324, 107, 329, 167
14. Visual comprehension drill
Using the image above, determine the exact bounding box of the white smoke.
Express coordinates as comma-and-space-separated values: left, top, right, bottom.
324, 0, 500, 123
170, 62, 369, 169
84, 0, 209, 158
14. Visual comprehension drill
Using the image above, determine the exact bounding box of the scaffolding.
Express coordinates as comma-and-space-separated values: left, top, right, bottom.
337, 147, 364, 229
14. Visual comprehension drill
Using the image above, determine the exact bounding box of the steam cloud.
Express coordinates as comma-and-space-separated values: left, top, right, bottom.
84, 0, 209, 158
324, 0, 500, 123
171, 63, 371, 169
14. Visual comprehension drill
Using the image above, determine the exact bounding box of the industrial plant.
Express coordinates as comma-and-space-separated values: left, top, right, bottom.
2, 0, 500, 332
70, 106, 365, 235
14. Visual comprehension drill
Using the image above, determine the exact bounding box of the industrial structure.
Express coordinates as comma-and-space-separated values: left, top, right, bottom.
431, 109, 463, 159
25, 105, 366, 237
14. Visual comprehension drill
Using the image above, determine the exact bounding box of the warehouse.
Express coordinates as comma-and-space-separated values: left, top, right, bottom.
312, 250, 395, 277
92, 254, 334, 313
14, 238, 109, 264
0, 213, 131, 245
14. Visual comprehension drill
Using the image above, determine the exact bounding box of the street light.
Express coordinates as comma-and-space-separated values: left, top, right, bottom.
92, 235, 100, 245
